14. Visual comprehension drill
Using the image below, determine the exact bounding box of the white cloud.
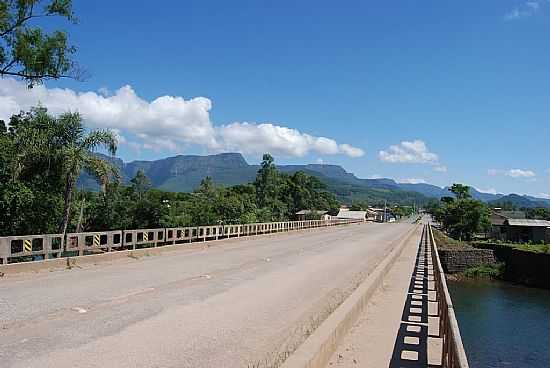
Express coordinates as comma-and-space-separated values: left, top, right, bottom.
367, 174, 383, 179
216, 122, 364, 157
538, 193, 550, 199
399, 178, 427, 184
339, 143, 365, 158
507, 169, 536, 178
476, 187, 498, 195
505, 1, 542, 20
379, 140, 438, 164
488, 168, 536, 178
0, 78, 364, 158
378, 139, 445, 172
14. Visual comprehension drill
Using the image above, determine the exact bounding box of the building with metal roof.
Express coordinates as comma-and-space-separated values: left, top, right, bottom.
295, 210, 330, 221
336, 210, 367, 221
506, 219, 550, 227
503, 219, 550, 243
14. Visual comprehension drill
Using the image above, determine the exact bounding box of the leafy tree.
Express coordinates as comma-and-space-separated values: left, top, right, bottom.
255, 153, 279, 207
429, 187, 490, 241
254, 153, 288, 220
0, 0, 81, 85
526, 207, 550, 220
449, 183, 471, 200
130, 169, 151, 200
440, 199, 490, 240
350, 201, 369, 211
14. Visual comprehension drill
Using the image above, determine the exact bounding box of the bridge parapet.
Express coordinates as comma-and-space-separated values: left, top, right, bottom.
428, 224, 469, 368
0, 218, 363, 265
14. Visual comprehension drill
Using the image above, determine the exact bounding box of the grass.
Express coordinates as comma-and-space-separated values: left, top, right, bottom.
514, 243, 550, 254
432, 228, 472, 249
475, 240, 550, 254
463, 263, 505, 279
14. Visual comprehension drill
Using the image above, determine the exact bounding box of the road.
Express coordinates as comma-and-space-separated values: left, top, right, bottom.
0, 221, 419, 368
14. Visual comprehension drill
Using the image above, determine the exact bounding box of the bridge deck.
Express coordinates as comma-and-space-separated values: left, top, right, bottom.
0, 221, 419, 368
325, 225, 444, 367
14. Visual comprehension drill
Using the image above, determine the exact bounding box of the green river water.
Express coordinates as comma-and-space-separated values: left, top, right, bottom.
448, 279, 550, 368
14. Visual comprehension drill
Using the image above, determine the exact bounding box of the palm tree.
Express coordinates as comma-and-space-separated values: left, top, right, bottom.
56, 112, 118, 236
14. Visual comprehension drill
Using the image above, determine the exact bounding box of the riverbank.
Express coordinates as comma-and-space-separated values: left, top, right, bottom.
434, 228, 550, 288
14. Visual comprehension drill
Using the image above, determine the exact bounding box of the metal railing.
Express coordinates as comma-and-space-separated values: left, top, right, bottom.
0, 218, 363, 265
428, 224, 469, 368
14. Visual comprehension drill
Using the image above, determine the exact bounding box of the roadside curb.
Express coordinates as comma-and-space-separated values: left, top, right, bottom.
0, 223, 365, 276
281, 223, 421, 368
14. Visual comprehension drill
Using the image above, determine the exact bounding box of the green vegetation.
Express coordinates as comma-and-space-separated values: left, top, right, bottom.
432, 228, 471, 249
0, 111, 340, 236
476, 240, 550, 255
0, 107, 118, 236
525, 208, 550, 221
427, 184, 490, 241
325, 177, 429, 207
0, 0, 80, 85
463, 263, 505, 279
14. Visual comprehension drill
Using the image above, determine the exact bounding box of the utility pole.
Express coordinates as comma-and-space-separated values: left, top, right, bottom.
383, 200, 387, 223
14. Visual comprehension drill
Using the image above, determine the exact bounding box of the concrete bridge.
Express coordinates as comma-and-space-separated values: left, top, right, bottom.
0, 218, 468, 368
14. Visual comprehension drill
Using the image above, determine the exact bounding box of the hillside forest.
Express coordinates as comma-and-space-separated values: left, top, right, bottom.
0, 108, 343, 237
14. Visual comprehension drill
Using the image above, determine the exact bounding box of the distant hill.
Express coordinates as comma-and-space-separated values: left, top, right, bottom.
78, 152, 549, 208
489, 194, 550, 209
79, 153, 430, 205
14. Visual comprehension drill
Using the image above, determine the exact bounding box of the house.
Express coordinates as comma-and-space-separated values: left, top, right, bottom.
503, 219, 550, 243
295, 210, 330, 221
366, 209, 379, 222
489, 210, 526, 240
368, 207, 396, 222
336, 210, 367, 221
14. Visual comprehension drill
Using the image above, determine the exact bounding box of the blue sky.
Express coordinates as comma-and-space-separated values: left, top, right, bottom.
1, 0, 549, 197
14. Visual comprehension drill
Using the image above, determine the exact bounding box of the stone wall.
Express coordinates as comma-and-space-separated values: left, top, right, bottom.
476, 243, 550, 289
437, 248, 497, 273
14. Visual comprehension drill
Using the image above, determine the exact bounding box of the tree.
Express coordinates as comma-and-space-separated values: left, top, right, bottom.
56, 112, 117, 236
254, 153, 288, 220
449, 183, 471, 200
130, 170, 151, 200
440, 199, 490, 240
255, 154, 278, 207
0, 0, 82, 86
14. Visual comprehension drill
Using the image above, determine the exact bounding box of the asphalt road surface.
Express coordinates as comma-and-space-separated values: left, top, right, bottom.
0, 221, 419, 368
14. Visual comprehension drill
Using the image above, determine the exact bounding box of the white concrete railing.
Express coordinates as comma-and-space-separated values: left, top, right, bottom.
428, 224, 469, 368
0, 219, 363, 265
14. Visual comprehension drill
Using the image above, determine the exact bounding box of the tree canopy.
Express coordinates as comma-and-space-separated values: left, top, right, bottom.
0, 0, 80, 85
0, 114, 341, 237
429, 184, 490, 241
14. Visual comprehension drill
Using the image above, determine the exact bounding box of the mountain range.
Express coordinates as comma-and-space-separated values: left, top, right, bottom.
79, 153, 550, 208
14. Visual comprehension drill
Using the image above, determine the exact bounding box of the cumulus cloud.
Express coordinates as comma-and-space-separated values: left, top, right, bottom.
0, 78, 364, 158
216, 122, 364, 157
507, 169, 536, 178
378, 139, 445, 172
475, 187, 498, 195
399, 178, 427, 184
505, 1, 543, 20
488, 168, 537, 178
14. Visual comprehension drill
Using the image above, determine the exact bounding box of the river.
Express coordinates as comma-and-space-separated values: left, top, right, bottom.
448, 280, 550, 368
